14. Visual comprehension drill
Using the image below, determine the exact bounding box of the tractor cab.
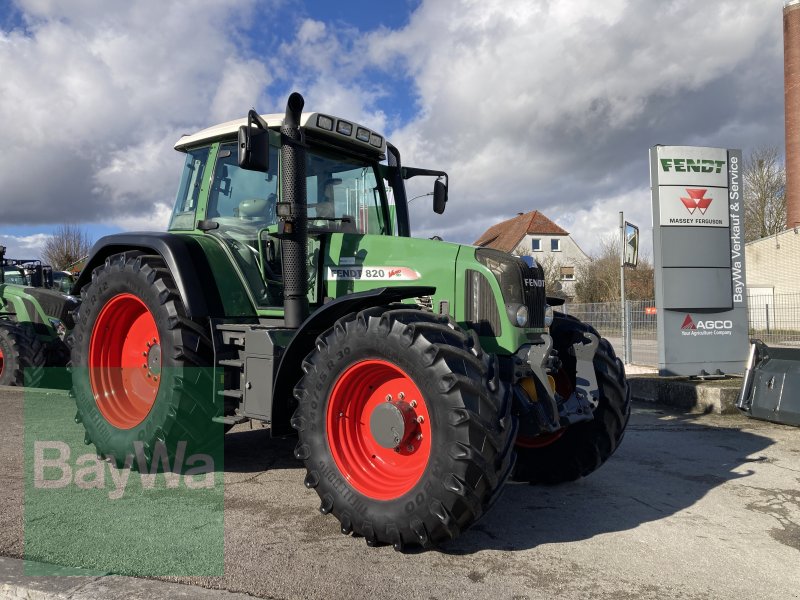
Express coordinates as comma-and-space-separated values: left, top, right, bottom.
169, 111, 445, 312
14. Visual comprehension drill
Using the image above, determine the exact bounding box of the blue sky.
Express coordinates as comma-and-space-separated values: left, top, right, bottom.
0, 0, 787, 261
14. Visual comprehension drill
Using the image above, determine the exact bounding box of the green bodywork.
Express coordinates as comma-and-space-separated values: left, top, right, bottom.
164, 136, 545, 357
0, 284, 61, 341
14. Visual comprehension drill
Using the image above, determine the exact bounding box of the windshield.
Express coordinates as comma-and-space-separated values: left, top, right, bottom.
306, 148, 387, 235
169, 146, 211, 230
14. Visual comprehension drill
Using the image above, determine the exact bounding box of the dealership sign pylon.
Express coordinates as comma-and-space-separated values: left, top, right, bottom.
650, 145, 749, 376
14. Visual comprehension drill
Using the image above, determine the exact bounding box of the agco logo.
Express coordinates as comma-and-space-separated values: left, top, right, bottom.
680, 189, 712, 215
681, 314, 733, 337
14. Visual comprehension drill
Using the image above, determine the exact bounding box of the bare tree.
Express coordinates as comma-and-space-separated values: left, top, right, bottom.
574, 234, 654, 303
42, 224, 92, 270
743, 146, 786, 243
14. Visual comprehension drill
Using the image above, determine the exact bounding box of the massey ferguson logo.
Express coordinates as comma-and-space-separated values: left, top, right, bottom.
680, 189, 712, 215
680, 314, 733, 337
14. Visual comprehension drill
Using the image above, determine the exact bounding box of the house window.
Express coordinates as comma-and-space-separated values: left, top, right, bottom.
551, 238, 561, 251
560, 266, 575, 281
531, 238, 542, 251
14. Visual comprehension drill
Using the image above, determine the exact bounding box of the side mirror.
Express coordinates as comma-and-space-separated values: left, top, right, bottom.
433, 178, 448, 214
238, 109, 270, 172
624, 222, 639, 267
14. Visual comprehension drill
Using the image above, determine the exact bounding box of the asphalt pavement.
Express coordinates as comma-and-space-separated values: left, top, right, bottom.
1, 385, 799, 600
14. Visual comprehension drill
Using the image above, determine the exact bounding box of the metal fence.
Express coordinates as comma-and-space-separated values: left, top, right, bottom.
561, 293, 800, 368
747, 293, 800, 346
560, 300, 657, 367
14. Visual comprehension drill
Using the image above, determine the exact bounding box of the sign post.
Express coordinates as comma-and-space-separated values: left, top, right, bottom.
650, 145, 749, 376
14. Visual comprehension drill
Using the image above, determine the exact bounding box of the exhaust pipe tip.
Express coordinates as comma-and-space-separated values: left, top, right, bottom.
285, 92, 305, 127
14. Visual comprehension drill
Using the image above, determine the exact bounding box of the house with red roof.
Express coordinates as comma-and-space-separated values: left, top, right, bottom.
474, 210, 589, 298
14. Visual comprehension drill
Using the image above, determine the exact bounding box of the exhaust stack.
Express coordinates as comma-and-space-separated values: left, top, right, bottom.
280, 92, 309, 328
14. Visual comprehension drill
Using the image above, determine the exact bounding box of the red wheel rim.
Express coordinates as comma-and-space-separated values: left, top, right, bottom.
89, 293, 161, 429
326, 359, 431, 500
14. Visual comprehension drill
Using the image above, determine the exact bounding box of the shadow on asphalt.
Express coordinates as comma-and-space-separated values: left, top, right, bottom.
219, 407, 775, 554
441, 408, 774, 554
223, 427, 299, 473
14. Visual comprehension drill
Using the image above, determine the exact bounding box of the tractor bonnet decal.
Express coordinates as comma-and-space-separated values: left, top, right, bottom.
327, 266, 421, 281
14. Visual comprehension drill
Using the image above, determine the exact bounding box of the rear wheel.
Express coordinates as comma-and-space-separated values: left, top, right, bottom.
0, 322, 45, 387
292, 306, 516, 549
70, 252, 218, 465
513, 313, 630, 483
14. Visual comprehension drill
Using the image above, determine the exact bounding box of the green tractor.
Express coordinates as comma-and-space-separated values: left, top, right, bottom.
0, 246, 77, 387
69, 93, 630, 549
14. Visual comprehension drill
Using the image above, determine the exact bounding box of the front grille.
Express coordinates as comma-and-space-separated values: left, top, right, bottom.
523, 261, 546, 328
465, 269, 501, 336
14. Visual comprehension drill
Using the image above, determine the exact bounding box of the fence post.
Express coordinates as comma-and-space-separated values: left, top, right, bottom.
766, 303, 770, 335
625, 300, 633, 365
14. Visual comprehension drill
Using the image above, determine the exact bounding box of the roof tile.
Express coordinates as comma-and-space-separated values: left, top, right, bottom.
474, 211, 568, 252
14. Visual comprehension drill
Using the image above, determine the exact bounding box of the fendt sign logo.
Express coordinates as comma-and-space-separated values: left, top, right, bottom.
660, 158, 726, 174
680, 189, 712, 215
680, 314, 733, 337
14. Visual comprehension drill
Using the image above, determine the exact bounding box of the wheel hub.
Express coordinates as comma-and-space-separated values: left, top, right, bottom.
146, 341, 161, 378
369, 399, 419, 449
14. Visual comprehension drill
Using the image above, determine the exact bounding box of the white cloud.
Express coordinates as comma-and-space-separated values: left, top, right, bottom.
0, 233, 51, 260
362, 0, 783, 250
0, 0, 272, 227
0, 0, 786, 261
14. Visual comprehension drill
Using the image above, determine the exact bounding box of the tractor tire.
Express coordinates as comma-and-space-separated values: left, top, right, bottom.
0, 322, 45, 387
70, 252, 219, 466
512, 312, 630, 484
292, 306, 517, 550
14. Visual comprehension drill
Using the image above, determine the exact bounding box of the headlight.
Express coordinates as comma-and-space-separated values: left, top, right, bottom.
544, 304, 554, 327
48, 318, 67, 340
506, 304, 529, 327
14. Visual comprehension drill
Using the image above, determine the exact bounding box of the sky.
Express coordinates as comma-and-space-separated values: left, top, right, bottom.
0, 0, 787, 262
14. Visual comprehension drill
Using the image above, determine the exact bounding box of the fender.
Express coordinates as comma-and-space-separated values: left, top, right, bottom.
73, 233, 227, 319
270, 285, 436, 436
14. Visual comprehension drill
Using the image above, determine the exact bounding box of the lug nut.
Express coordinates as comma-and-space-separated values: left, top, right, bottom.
398, 392, 405, 400
385, 394, 392, 402
406, 444, 414, 452
416, 416, 424, 424
410, 400, 417, 408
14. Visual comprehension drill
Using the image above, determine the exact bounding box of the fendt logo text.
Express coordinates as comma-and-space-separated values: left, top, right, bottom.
660, 158, 726, 173
680, 314, 733, 337
680, 189, 712, 215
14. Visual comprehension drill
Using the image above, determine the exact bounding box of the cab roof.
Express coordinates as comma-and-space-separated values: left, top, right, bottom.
174, 112, 387, 159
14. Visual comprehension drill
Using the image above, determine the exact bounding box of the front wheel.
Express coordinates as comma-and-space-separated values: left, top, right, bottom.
0, 322, 45, 387
292, 306, 516, 550
512, 313, 631, 484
